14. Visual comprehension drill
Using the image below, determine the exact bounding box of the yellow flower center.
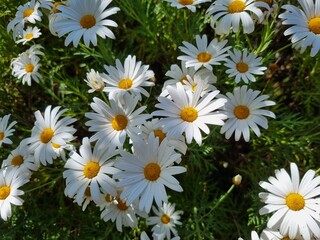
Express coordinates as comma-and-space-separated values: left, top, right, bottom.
84, 187, 91, 197
40, 128, 54, 143
233, 105, 250, 119
285, 193, 305, 211
51, 142, 60, 149
11, 155, 24, 166
80, 15, 96, 29
83, 161, 100, 179
178, 0, 194, 5
25, 63, 34, 73
23, 9, 34, 18
112, 115, 128, 131
118, 78, 133, 90
117, 198, 128, 211
25, 33, 34, 40
180, 107, 198, 122
161, 214, 171, 224
192, 84, 197, 92
180, 76, 188, 84
105, 194, 114, 202
52, 2, 64, 13
308, 17, 320, 34
228, 0, 246, 13
154, 129, 166, 143
0, 186, 10, 200
144, 162, 161, 181
197, 52, 212, 63
0, 132, 4, 141
236, 62, 249, 73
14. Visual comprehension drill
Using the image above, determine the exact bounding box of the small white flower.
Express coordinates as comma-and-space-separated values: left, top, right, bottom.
84, 69, 106, 93
15, 26, 42, 45
163, 0, 211, 12
0, 114, 17, 147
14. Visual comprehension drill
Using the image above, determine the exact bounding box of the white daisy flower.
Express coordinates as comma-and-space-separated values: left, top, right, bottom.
238, 231, 260, 240
153, 82, 227, 145
15, 26, 42, 45
206, 0, 269, 35
140, 231, 181, 240
259, 162, 320, 239
7, 0, 43, 41
0, 114, 17, 147
253, 0, 279, 25
113, 133, 186, 213
24, 44, 44, 57
278, 0, 320, 57
139, 118, 188, 156
220, 85, 275, 142
2, 139, 39, 176
63, 137, 119, 204
102, 55, 155, 100
52, 0, 120, 47
25, 105, 77, 166
224, 48, 267, 83
178, 34, 230, 71
147, 202, 182, 240
85, 94, 151, 150
72, 186, 93, 211
260, 228, 303, 240
84, 69, 106, 93
11, 53, 42, 86
0, 167, 29, 221
163, 0, 211, 12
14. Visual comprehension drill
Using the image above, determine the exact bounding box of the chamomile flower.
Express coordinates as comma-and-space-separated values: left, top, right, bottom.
163, 0, 211, 12
206, 0, 269, 35
147, 202, 182, 240
11, 53, 42, 86
85, 94, 150, 150
278, 0, 320, 57
2, 140, 39, 176
52, 0, 120, 47
7, 0, 43, 40
153, 82, 227, 145
15, 26, 42, 45
102, 55, 155, 100
220, 85, 275, 142
25, 105, 77, 166
84, 69, 106, 93
63, 137, 119, 204
0, 167, 29, 221
178, 34, 230, 71
259, 162, 320, 239
114, 133, 186, 213
224, 48, 267, 83
0, 114, 17, 147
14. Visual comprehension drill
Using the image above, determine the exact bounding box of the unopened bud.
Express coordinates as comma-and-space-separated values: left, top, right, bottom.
232, 174, 242, 186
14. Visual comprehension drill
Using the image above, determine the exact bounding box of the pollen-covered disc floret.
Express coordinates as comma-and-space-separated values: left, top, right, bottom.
113, 133, 186, 213
220, 85, 275, 142
25, 105, 77, 166
259, 162, 320, 239
206, 0, 269, 35
63, 137, 119, 204
52, 0, 120, 47
279, 0, 320, 57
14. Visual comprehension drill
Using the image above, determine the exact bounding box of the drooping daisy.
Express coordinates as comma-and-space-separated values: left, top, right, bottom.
85, 94, 151, 150
7, 0, 43, 40
24, 44, 44, 57
147, 202, 183, 240
15, 26, 42, 45
153, 82, 227, 145
84, 69, 106, 93
224, 48, 267, 83
139, 118, 188, 156
163, 0, 211, 12
113, 133, 186, 213
52, 0, 120, 47
25, 105, 77, 166
206, 0, 269, 35
0, 114, 17, 147
259, 162, 320, 239
178, 34, 231, 71
220, 85, 275, 142
278, 0, 320, 57
64, 137, 119, 204
2, 139, 39, 176
102, 55, 155, 100
0, 167, 29, 221
11, 53, 42, 86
